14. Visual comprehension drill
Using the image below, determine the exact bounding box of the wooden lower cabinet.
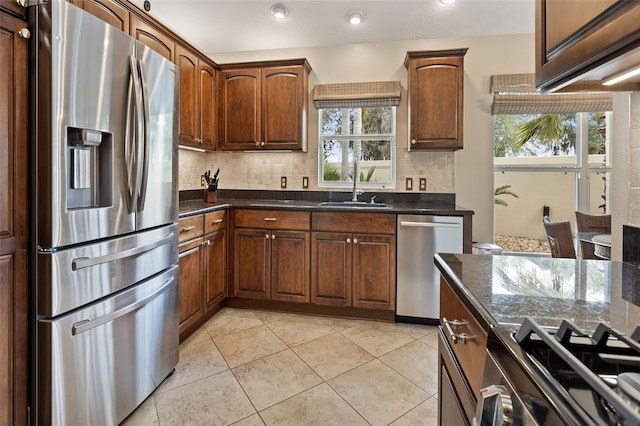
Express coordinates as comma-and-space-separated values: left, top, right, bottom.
204, 229, 226, 312
311, 231, 395, 311
177, 210, 227, 339
233, 228, 310, 302
178, 237, 204, 334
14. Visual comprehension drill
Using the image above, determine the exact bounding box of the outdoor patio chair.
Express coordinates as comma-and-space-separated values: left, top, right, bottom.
575, 211, 611, 260
543, 216, 576, 259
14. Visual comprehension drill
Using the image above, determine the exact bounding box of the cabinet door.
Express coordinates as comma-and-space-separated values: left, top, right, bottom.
234, 228, 270, 299
219, 69, 261, 150
311, 232, 351, 307
199, 61, 216, 149
130, 14, 174, 62
271, 230, 310, 303
203, 230, 226, 312
0, 13, 28, 425
536, 1, 640, 91
69, 0, 129, 32
1, 0, 26, 18
408, 55, 464, 150
352, 234, 395, 310
261, 65, 306, 150
176, 45, 199, 146
178, 238, 204, 335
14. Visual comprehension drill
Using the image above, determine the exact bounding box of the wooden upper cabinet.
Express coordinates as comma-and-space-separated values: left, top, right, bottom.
262, 66, 307, 150
219, 69, 261, 150
177, 45, 199, 146
199, 62, 217, 149
536, 0, 640, 92
405, 49, 467, 151
219, 59, 311, 151
177, 44, 217, 149
69, 0, 129, 32
130, 14, 174, 62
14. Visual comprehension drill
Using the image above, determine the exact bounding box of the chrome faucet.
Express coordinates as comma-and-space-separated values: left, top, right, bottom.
352, 177, 364, 202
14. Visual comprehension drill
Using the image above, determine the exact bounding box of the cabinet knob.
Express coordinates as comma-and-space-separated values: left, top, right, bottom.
346, 238, 351, 244
271, 234, 276, 240
260, 141, 265, 147
411, 139, 416, 145
18, 28, 31, 39
265, 234, 270, 239
17, 0, 28, 8
353, 238, 358, 244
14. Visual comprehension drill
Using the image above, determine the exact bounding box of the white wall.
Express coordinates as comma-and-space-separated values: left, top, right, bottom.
179, 33, 535, 244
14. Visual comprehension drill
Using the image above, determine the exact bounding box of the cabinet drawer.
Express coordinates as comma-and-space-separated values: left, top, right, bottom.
234, 209, 310, 230
205, 210, 226, 234
439, 276, 487, 395
311, 212, 395, 234
178, 215, 204, 242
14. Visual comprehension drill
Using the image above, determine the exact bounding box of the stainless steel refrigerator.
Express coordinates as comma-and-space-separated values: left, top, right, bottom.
31, 1, 179, 424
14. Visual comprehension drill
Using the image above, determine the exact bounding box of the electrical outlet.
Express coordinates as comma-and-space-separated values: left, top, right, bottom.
281, 176, 287, 189
201, 174, 205, 187
419, 178, 427, 191
302, 176, 309, 189
405, 177, 413, 191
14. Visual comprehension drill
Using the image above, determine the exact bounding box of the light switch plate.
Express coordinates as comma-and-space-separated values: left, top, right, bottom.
405, 177, 413, 191
281, 176, 287, 189
201, 174, 205, 187
419, 178, 427, 191
302, 176, 309, 189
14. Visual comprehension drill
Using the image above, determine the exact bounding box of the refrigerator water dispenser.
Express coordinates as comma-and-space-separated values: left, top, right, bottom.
67, 127, 112, 209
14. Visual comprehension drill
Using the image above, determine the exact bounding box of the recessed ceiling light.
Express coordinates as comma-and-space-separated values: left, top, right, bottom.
271, 3, 288, 20
440, 0, 456, 4
348, 11, 362, 25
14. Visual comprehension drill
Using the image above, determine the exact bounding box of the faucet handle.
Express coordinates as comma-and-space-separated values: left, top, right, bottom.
370, 196, 376, 204
356, 189, 364, 196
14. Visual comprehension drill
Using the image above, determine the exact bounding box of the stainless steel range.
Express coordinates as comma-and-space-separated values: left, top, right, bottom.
31, 1, 179, 424
477, 318, 640, 425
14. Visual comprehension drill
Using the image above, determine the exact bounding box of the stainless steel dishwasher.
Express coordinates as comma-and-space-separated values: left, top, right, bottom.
396, 215, 463, 323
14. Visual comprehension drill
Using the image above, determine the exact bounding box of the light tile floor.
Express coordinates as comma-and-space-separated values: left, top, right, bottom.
122, 308, 440, 426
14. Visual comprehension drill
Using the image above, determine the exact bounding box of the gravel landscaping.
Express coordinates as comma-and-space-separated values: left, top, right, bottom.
495, 235, 550, 254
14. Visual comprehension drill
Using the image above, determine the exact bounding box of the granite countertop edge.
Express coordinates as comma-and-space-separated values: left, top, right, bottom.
179, 198, 475, 218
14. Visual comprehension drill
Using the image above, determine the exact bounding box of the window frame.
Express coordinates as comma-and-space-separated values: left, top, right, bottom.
317, 107, 397, 189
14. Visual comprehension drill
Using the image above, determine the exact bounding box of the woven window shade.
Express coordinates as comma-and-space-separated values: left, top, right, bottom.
314, 81, 401, 108
491, 74, 612, 114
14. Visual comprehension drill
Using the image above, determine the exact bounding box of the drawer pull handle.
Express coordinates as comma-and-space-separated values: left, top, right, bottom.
182, 225, 196, 232
264, 217, 277, 222
212, 219, 223, 224
443, 317, 470, 344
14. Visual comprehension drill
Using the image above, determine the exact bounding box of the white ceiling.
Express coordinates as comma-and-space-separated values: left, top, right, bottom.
146, 0, 535, 55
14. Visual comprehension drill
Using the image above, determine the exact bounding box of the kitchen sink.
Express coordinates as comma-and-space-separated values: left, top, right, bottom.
317, 201, 389, 208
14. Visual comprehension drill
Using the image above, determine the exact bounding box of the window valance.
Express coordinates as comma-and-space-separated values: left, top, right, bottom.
313, 81, 401, 108
491, 74, 612, 114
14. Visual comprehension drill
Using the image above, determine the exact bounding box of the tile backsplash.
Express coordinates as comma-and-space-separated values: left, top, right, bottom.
178, 147, 455, 193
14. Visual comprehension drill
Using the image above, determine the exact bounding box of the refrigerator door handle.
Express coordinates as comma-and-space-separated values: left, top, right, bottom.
71, 275, 175, 335
136, 58, 150, 213
71, 232, 175, 270
124, 56, 138, 213
129, 55, 145, 212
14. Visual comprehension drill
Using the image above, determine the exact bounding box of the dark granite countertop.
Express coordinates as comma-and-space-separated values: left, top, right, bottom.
435, 253, 640, 336
178, 190, 474, 218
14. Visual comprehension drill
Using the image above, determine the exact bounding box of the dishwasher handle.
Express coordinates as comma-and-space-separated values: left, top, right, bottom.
399, 220, 462, 229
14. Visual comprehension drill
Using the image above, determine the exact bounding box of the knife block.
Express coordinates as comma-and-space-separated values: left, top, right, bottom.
203, 190, 217, 203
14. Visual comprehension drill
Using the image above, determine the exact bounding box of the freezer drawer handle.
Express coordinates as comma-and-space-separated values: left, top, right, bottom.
71, 275, 175, 335
71, 232, 175, 270
400, 221, 462, 228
